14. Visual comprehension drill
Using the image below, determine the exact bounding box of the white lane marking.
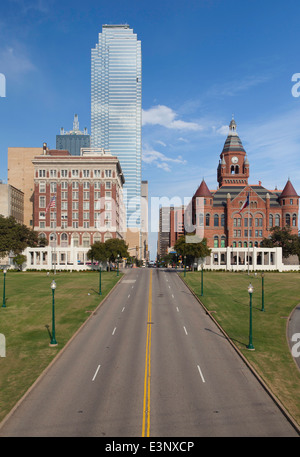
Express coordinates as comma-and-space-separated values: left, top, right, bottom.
92, 364, 101, 381
128, 294, 130, 298
197, 365, 205, 383
112, 327, 117, 335
172, 294, 174, 298
176, 307, 179, 312
122, 280, 136, 284
122, 307, 125, 312
183, 326, 188, 335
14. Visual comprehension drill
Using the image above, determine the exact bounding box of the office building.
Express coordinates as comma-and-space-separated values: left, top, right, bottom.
91, 24, 142, 231
56, 114, 90, 156
32, 145, 125, 255
0, 183, 24, 224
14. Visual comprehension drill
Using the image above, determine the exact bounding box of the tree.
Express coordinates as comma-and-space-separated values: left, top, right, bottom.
174, 235, 211, 267
261, 226, 299, 259
104, 238, 129, 262
87, 238, 129, 264
13, 254, 27, 271
0, 215, 39, 259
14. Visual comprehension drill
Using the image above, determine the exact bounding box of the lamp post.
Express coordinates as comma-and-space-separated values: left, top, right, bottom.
184, 255, 186, 277
50, 280, 57, 347
247, 283, 255, 350
2, 268, 6, 308
117, 254, 120, 276
99, 266, 102, 295
261, 273, 265, 312
201, 264, 204, 297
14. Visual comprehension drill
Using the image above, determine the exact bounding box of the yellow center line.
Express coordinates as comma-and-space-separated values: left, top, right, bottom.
142, 269, 152, 437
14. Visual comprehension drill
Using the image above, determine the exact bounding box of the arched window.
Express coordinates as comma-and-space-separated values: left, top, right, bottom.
221, 236, 226, 248
275, 214, 280, 227
82, 233, 90, 247
205, 213, 210, 226
221, 214, 225, 227
292, 214, 297, 227
61, 232, 68, 247
269, 214, 273, 228
285, 214, 290, 226
214, 214, 219, 227
72, 233, 79, 247
214, 236, 219, 248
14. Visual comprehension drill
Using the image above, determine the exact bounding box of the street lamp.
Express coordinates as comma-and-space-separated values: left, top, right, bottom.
117, 254, 120, 276
201, 264, 204, 297
49, 280, 57, 347
261, 273, 265, 312
99, 265, 102, 295
184, 256, 186, 277
247, 283, 255, 351
2, 268, 6, 308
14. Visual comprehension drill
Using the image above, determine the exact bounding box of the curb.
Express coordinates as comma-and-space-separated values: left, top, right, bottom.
177, 272, 300, 436
0, 273, 124, 433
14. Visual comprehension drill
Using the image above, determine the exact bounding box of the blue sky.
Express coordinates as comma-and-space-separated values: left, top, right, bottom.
0, 0, 300, 258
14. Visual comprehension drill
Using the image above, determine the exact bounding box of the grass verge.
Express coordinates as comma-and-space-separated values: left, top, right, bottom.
180, 271, 300, 427
0, 270, 122, 422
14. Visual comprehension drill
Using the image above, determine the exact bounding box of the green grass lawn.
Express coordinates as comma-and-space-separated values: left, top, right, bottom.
180, 271, 300, 426
0, 270, 121, 422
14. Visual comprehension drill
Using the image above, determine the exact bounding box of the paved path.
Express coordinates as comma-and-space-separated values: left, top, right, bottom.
0, 268, 298, 436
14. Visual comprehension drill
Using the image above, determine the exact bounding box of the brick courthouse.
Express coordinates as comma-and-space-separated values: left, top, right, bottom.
191, 118, 299, 249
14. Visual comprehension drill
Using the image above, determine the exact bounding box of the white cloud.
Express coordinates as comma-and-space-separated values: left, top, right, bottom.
0, 45, 36, 80
142, 105, 204, 131
142, 145, 187, 172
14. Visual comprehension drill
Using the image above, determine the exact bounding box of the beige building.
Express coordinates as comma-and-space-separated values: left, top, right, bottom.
0, 183, 24, 224
7, 147, 43, 227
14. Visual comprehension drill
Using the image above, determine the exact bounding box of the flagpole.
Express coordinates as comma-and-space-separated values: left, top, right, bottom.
54, 194, 57, 275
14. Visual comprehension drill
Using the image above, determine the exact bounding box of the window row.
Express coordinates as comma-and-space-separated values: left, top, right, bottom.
39, 194, 113, 208
39, 181, 112, 192
38, 169, 113, 178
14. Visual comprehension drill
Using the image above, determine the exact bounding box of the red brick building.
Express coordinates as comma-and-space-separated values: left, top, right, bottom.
32, 145, 125, 248
191, 118, 299, 249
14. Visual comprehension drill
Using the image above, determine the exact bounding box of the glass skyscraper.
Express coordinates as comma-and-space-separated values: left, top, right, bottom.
91, 24, 142, 229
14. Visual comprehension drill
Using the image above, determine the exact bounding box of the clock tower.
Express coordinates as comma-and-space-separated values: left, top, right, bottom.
217, 117, 249, 187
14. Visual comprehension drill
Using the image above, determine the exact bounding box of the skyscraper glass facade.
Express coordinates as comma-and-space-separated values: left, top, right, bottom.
91, 24, 142, 228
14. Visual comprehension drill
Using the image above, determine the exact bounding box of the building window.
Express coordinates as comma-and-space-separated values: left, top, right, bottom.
285, 214, 290, 226
83, 181, 90, 189
94, 191, 101, 200
61, 181, 68, 190
39, 181, 46, 193
72, 212, 78, 220
275, 214, 280, 226
94, 182, 101, 189
83, 221, 90, 229
39, 211, 46, 219
94, 170, 101, 178
255, 218, 263, 227
290, 199, 293, 205
61, 192, 68, 200
50, 170, 57, 178
83, 170, 90, 178
72, 169, 79, 177
61, 201, 68, 210
205, 213, 210, 226
105, 201, 111, 210
106, 181, 111, 189
83, 201, 90, 210
72, 221, 79, 229
83, 212, 89, 220
105, 169, 112, 178
39, 196, 46, 208
50, 182, 57, 193
39, 221, 45, 229
82, 235, 90, 247
72, 191, 78, 200
221, 214, 225, 227
72, 202, 79, 210
221, 236, 226, 248
105, 191, 111, 199
214, 236, 219, 248
72, 181, 79, 189
61, 169, 68, 177
292, 214, 297, 226
214, 214, 219, 227
269, 214, 273, 228
83, 191, 90, 200
39, 169, 46, 178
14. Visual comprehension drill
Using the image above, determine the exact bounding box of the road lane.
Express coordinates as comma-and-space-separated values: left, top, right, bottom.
149, 268, 298, 436
0, 269, 150, 437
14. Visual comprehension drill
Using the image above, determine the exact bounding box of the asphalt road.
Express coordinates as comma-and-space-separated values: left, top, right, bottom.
0, 268, 298, 437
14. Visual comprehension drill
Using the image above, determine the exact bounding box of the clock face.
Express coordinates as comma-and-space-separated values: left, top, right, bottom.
231, 156, 238, 164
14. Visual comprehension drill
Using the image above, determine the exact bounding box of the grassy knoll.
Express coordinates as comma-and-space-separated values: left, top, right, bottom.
0, 270, 121, 422
180, 271, 300, 426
